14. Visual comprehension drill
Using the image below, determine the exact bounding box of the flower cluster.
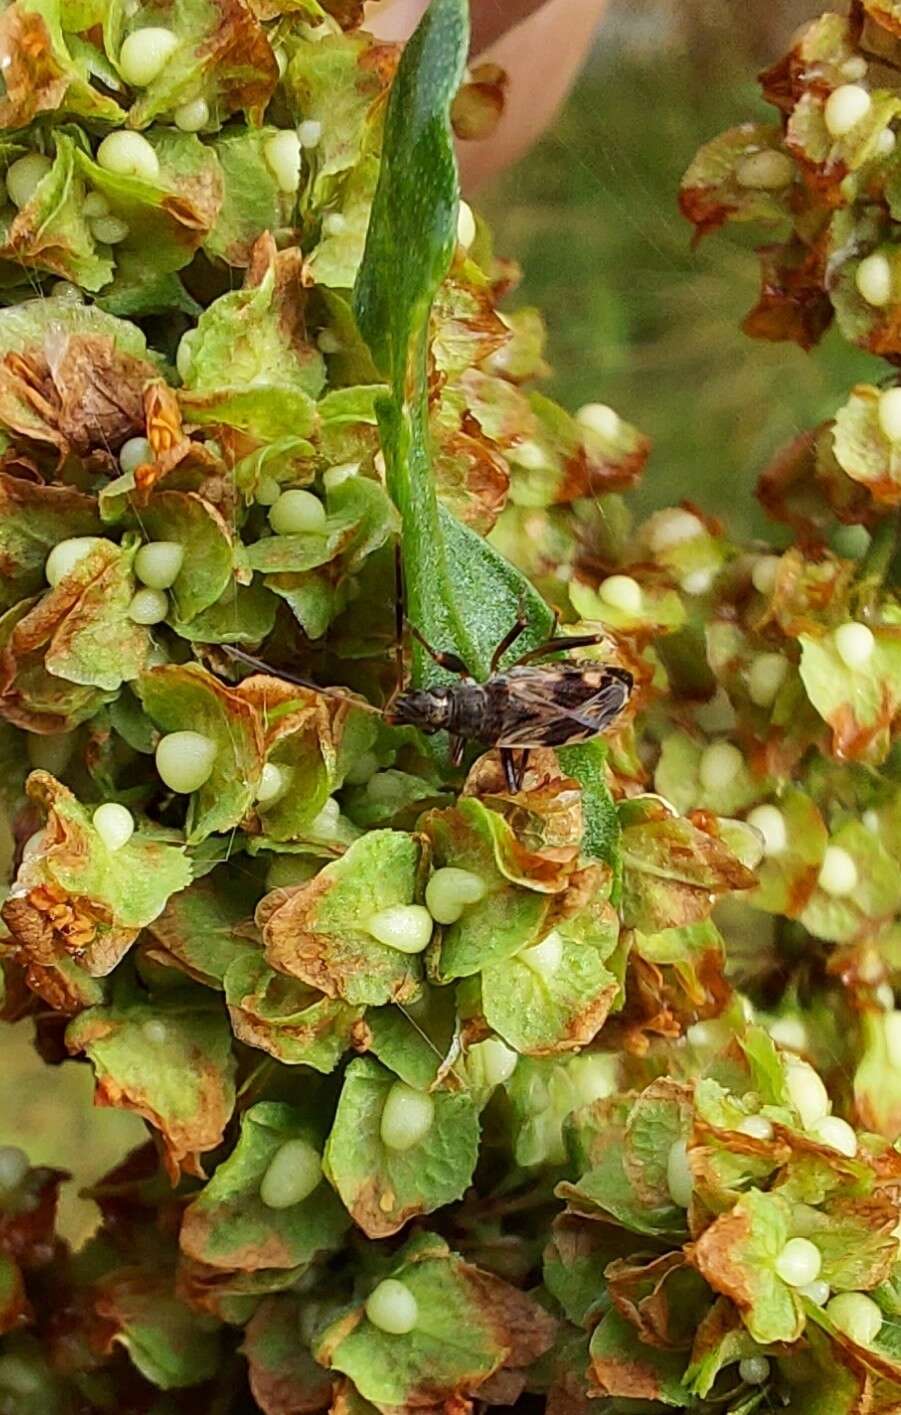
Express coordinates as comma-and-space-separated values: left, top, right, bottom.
0, 0, 899, 1411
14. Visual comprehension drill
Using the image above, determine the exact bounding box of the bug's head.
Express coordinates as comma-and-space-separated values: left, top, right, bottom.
385, 689, 451, 733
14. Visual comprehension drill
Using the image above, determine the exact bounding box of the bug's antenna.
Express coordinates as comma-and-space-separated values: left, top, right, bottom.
221, 646, 384, 716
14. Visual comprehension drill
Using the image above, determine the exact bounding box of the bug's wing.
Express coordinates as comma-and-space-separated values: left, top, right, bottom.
496, 670, 630, 748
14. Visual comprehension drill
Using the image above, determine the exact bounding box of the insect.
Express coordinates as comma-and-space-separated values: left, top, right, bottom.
226, 613, 633, 793
387, 618, 633, 790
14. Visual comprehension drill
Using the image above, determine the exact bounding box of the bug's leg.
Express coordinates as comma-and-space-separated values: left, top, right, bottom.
450, 734, 466, 767
512, 631, 607, 668
500, 747, 519, 793
490, 614, 529, 674
408, 622, 471, 677
513, 749, 530, 791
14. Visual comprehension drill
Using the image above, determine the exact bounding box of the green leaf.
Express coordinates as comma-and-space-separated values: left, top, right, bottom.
137, 664, 264, 843
224, 951, 362, 1072
748, 789, 827, 917
306, 154, 379, 289
691, 1189, 804, 1346
171, 577, 279, 646
364, 985, 459, 1089
478, 892, 619, 1055
0, 131, 112, 291
558, 739, 619, 866
74, 128, 223, 278
104, 0, 277, 128
65, 987, 236, 1182
323, 1057, 479, 1237
204, 125, 285, 266
421, 798, 557, 981
680, 123, 795, 238
242, 1295, 332, 1415
800, 625, 901, 763
284, 31, 394, 204
38, 538, 150, 692
619, 795, 756, 933
3, 771, 192, 977
261, 829, 426, 1006
180, 1102, 348, 1273
0, 0, 125, 127
354, 0, 552, 686
138, 490, 234, 623
93, 1268, 221, 1389
800, 820, 901, 942
589, 1308, 692, 1407
314, 1231, 556, 1403
0, 472, 102, 611
141, 867, 257, 989
180, 245, 323, 437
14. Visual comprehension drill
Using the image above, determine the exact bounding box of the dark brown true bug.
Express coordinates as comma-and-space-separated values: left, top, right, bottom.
226, 614, 633, 793
386, 618, 633, 790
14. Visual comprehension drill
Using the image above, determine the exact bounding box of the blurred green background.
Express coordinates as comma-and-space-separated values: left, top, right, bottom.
483, 0, 877, 538
0, 0, 879, 1244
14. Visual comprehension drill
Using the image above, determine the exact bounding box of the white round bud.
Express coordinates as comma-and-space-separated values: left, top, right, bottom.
118, 27, 179, 86
45, 536, 108, 587
155, 730, 217, 794
747, 652, 788, 707
134, 541, 183, 590
379, 1082, 434, 1151
456, 199, 476, 250
115, 439, 152, 482
598, 574, 642, 614
256, 763, 288, 807
746, 804, 788, 858
824, 84, 872, 138
128, 587, 168, 625
699, 740, 743, 793
298, 119, 323, 148
264, 130, 302, 194
269, 489, 327, 536
92, 802, 135, 851
826, 1291, 883, 1345
259, 1138, 322, 1209
97, 131, 160, 183
879, 387, 901, 442
785, 1058, 831, 1129
6, 154, 52, 208
775, 1237, 822, 1288
367, 904, 433, 954
738, 1356, 770, 1385
666, 1138, 693, 1208
817, 844, 859, 897
751, 555, 781, 595
174, 97, 210, 132
735, 149, 794, 190
646, 508, 704, 552
810, 1114, 858, 1157
576, 402, 621, 440
474, 1036, 518, 1087
425, 867, 487, 924
365, 1279, 418, 1335
737, 1114, 774, 1141
856, 252, 893, 307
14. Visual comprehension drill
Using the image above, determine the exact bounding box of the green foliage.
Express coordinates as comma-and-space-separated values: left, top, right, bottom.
1, 2, 901, 1413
